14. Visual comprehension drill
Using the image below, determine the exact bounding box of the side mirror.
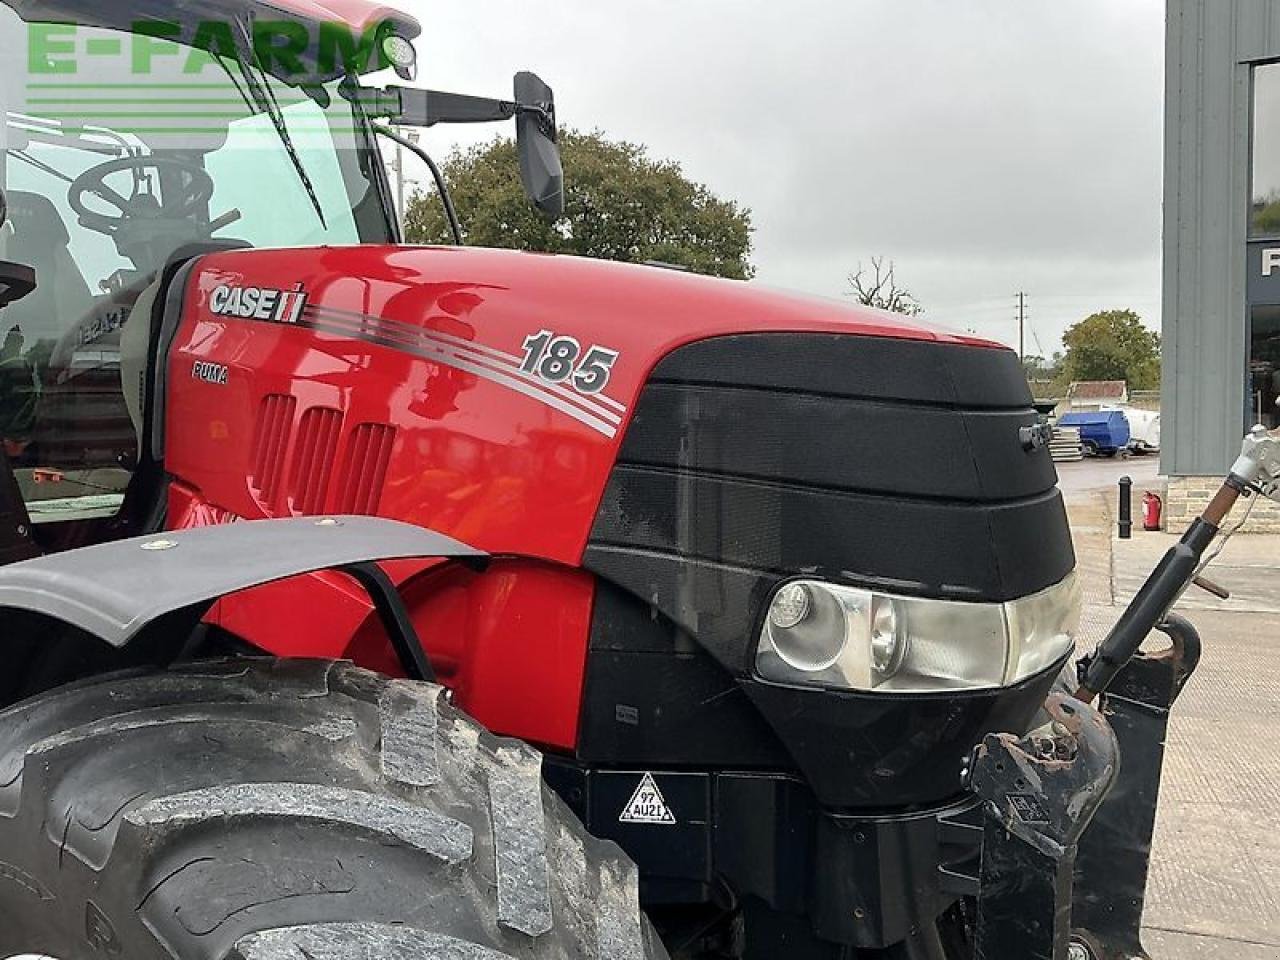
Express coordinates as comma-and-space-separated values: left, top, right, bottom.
514, 72, 564, 219
366, 72, 565, 220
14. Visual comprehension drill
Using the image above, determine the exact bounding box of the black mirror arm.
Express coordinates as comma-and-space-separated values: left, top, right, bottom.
349, 73, 563, 220
356, 86, 518, 126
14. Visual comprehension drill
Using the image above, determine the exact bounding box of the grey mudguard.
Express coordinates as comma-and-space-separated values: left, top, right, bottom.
0, 517, 486, 648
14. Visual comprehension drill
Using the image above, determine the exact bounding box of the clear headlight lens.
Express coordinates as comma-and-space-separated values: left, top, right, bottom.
756, 573, 1079, 693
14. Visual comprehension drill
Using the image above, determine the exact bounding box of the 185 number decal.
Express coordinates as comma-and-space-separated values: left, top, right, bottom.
520, 330, 619, 395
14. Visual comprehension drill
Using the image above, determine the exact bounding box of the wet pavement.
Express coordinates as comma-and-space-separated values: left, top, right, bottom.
1067, 487, 1280, 959
1055, 451, 1161, 498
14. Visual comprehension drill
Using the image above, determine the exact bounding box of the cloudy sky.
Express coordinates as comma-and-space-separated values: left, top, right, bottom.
398, 0, 1166, 356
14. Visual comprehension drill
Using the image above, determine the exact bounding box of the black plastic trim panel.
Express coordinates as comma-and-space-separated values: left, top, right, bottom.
617, 382, 1057, 502
588, 468, 1073, 604
647, 332, 1034, 407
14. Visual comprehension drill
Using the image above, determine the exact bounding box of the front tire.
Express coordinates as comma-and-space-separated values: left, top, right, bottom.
0, 658, 667, 960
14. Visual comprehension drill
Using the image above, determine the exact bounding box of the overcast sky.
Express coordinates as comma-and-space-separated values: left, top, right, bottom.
397, 0, 1166, 356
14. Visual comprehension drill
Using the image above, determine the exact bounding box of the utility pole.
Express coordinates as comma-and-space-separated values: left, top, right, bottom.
388, 127, 422, 230
393, 134, 405, 225
1015, 292, 1028, 362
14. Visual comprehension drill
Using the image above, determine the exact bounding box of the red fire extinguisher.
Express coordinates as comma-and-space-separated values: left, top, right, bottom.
1143, 491, 1163, 531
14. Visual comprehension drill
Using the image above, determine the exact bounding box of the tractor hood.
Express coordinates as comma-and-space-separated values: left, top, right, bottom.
160, 244, 1028, 572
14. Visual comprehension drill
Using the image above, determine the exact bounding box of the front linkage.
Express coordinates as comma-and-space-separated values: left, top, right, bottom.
1070, 614, 1200, 960
964, 621, 1199, 960
965, 425, 1280, 960
968, 693, 1117, 960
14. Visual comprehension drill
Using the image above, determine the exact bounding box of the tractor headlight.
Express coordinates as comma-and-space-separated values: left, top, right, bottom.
756, 573, 1079, 693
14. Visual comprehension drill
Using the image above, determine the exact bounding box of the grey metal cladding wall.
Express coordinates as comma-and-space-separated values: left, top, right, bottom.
1163, 0, 1280, 476
1235, 1, 1280, 62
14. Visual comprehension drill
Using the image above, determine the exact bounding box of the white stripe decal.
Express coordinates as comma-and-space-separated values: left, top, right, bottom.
596, 394, 628, 414
413, 330, 623, 426
313, 304, 527, 365
307, 305, 627, 426
306, 318, 620, 438
306, 313, 624, 429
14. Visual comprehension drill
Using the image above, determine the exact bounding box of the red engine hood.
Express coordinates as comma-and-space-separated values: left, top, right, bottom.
191, 243, 997, 375
161, 245, 1014, 747
165, 244, 1007, 564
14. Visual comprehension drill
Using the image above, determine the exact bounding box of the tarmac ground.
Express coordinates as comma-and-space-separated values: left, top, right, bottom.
1062, 456, 1280, 959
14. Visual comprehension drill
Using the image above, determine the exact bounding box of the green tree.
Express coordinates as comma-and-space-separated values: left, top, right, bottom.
404, 130, 755, 280
1060, 309, 1161, 390
1253, 192, 1280, 235
1022, 352, 1061, 384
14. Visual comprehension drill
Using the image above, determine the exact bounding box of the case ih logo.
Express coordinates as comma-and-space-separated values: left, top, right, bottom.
209, 285, 308, 325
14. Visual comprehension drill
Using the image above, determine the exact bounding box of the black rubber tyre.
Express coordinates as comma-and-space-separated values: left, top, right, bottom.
0, 658, 668, 960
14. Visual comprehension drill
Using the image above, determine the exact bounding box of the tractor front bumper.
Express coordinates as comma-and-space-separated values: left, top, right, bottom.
546, 616, 1199, 958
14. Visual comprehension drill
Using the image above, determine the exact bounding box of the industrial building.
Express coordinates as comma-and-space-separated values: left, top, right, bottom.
1164, 0, 1280, 525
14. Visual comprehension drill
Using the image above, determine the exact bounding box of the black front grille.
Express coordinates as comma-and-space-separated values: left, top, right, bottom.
586, 333, 1073, 614
579, 333, 1076, 807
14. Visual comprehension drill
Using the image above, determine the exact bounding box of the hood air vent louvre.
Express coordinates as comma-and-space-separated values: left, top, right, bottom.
289, 407, 343, 515
337, 422, 396, 515
250, 394, 297, 510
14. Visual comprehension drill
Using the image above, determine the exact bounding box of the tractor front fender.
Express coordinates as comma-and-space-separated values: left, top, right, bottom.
0, 518, 487, 689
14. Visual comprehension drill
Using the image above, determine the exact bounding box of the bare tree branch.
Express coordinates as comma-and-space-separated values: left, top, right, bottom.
845, 256, 923, 317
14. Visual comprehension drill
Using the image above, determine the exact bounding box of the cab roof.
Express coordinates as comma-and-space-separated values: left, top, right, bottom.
254, 0, 420, 35
1, 0, 421, 38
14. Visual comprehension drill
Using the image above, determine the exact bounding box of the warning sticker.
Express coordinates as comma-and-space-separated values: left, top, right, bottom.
619, 772, 677, 825
1008, 793, 1051, 825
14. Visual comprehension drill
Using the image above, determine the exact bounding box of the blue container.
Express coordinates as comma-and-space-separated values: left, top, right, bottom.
1057, 411, 1131, 454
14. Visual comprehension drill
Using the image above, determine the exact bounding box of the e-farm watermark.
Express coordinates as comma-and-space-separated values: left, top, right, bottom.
18, 19, 413, 135
27, 20, 405, 78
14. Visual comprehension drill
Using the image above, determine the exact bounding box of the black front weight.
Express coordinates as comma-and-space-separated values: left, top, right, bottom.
968, 693, 1120, 960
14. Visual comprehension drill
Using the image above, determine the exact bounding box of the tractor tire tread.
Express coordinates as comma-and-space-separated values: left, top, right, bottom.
0, 658, 665, 960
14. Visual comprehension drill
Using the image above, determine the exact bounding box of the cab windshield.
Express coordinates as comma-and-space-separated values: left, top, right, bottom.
0, 10, 392, 531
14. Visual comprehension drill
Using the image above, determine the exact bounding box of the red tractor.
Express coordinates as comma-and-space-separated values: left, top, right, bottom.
0, 2, 1274, 958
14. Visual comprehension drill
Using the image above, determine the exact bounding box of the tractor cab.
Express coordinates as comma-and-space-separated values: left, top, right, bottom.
0, 3, 401, 542
0, 0, 560, 549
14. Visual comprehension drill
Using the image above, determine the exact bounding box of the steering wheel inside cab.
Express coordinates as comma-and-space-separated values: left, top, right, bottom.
0, 191, 36, 309
68, 156, 241, 273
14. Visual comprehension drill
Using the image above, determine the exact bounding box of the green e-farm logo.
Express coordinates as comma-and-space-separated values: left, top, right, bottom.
27, 20, 397, 80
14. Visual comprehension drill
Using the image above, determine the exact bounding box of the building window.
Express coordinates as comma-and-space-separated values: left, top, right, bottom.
1250, 307, 1280, 428
1252, 64, 1280, 237
1250, 65, 1280, 427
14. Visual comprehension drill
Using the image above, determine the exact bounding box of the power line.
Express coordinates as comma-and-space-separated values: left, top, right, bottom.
1029, 319, 1046, 358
